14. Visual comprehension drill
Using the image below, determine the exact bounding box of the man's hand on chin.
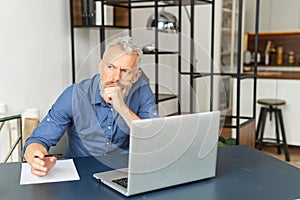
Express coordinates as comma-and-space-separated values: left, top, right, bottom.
103, 87, 115, 104
103, 85, 140, 127
104, 86, 127, 112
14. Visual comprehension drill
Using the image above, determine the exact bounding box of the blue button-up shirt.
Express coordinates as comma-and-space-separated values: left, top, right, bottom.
23, 74, 158, 158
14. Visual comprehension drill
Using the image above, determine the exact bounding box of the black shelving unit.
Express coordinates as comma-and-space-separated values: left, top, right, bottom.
69, 0, 260, 144
221, 0, 260, 145
69, 0, 215, 116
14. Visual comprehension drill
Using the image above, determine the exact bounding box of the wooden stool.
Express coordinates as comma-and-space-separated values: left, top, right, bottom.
255, 99, 290, 162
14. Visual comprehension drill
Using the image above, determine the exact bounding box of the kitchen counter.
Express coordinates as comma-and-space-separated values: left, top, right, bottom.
244, 66, 300, 80
257, 71, 300, 80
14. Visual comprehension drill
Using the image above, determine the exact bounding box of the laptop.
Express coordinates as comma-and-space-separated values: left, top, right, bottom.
93, 111, 220, 196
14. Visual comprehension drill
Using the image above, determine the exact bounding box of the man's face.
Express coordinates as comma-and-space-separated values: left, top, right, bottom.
98, 46, 140, 103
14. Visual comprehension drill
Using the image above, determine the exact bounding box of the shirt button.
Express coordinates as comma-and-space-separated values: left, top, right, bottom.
47, 118, 50, 122
103, 153, 107, 156
108, 126, 111, 130
106, 142, 110, 146
110, 108, 113, 112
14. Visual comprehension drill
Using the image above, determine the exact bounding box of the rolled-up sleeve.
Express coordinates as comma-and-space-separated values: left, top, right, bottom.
22, 86, 73, 156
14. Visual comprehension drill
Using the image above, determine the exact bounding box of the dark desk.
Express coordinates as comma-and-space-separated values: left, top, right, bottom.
1, 146, 300, 200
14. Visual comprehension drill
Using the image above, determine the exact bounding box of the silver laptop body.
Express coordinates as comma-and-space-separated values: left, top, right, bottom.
93, 111, 220, 196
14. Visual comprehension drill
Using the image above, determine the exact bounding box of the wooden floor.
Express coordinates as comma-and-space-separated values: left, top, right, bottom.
261, 145, 300, 168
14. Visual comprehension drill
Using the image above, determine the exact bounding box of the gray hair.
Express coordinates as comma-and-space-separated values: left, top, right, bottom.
103, 36, 143, 64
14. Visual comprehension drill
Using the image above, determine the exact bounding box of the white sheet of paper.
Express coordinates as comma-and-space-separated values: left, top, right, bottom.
20, 159, 80, 185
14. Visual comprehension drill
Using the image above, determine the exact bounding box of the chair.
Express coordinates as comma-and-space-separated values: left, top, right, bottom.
255, 98, 290, 162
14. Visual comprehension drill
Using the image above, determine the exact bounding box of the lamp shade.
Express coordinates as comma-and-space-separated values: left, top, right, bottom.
146, 9, 178, 33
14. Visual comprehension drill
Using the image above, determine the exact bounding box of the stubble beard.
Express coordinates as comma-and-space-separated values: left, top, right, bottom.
99, 80, 132, 102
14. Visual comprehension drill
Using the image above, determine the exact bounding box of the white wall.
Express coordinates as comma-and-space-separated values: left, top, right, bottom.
0, 0, 71, 118
245, 0, 300, 32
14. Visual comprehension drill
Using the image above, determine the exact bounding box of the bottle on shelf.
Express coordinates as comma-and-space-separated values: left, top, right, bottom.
288, 51, 295, 65
243, 50, 251, 65
252, 51, 261, 64
276, 46, 283, 65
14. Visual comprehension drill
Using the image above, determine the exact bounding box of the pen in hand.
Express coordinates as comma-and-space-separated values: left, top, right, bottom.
34, 154, 63, 158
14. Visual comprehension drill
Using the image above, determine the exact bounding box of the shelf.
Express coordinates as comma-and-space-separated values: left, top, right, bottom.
247, 31, 300, 68
73, 25, 129, 29
167, 111, 190, 116
257, 65, 300, 68
143, 51, 179, 55
157, 94, 178, 102
223, 116, 255, 129
104, 0, 213, 8
180, 72, 247, 79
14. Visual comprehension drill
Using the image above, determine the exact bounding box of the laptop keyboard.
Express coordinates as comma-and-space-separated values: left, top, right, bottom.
112, 177, 128, 188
